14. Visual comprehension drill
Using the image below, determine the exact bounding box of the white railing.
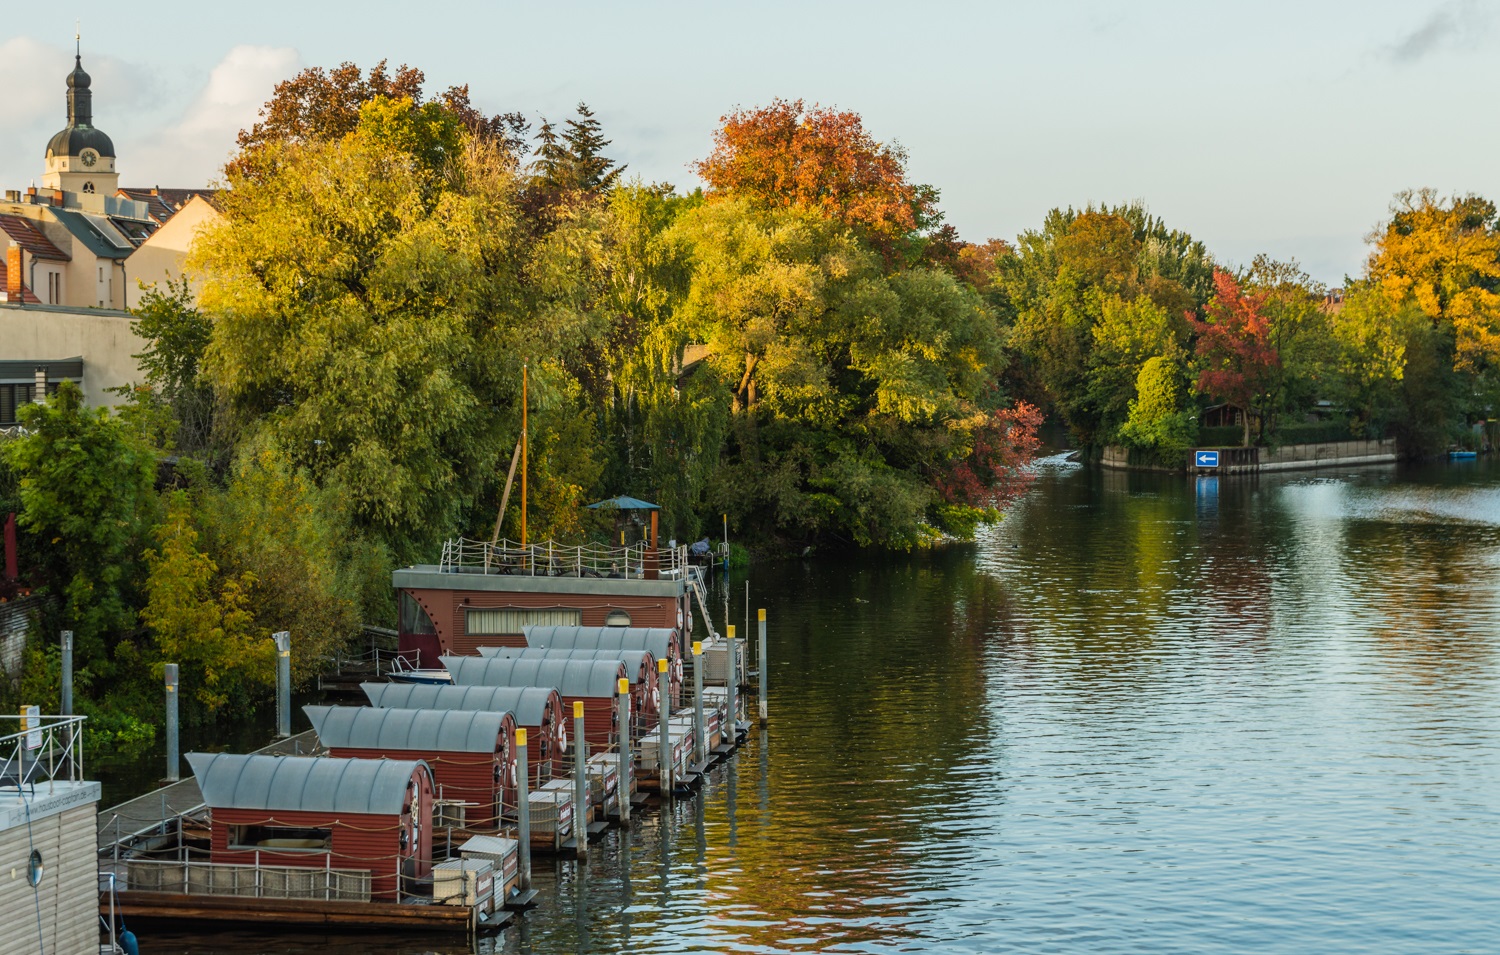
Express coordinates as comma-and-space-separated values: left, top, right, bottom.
0, 713, 86, 790
440, 538, 688, 579
110, 857, 373, 903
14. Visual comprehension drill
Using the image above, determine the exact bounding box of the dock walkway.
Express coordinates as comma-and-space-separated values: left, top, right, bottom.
97, 730, 319, 854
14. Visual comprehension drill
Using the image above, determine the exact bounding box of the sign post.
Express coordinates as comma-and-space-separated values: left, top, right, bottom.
1195, 450, 1220, 469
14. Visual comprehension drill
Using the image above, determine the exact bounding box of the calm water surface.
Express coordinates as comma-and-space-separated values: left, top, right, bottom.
144, 458, 1500, 954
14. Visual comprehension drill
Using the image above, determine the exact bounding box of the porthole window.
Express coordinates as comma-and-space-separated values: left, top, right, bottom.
605, 609, 631, 627
27, 849, 43, 886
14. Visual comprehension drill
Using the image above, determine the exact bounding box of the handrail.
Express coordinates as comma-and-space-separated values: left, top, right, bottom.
439, 537, 686, 579
0, 713, 87, 789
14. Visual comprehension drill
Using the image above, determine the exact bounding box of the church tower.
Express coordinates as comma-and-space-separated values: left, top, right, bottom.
41, 45, 118, 196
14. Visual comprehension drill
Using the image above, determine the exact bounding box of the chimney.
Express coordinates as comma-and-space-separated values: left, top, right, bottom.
34, 366, 47, 403
4, 189, 18, 202
6, 246, 21, 302
52, 189, 64, 206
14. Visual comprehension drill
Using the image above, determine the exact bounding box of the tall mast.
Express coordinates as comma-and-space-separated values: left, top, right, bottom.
521, 363, 528, 550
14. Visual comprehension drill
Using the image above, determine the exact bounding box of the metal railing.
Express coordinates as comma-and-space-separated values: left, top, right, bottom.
0, 713, 86, 790
109, 857, 373, 903
440, 538, 688, 579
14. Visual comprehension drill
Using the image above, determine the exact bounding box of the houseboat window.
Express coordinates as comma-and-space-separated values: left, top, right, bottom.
399, 592, 436, 635
465, 607, 582, 635
604, 609, 632, 626
229, 825, 332, 851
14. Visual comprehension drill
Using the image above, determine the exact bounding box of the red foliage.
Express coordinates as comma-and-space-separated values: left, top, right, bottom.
1190, 270, 1279, 418
692, 98, 934, 247
937, 402, 1044, 510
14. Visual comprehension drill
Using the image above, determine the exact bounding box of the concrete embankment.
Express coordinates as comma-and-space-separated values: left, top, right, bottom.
1101, 438, 1399, 474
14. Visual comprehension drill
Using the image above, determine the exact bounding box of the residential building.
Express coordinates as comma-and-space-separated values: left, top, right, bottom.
0, 46, 222, 424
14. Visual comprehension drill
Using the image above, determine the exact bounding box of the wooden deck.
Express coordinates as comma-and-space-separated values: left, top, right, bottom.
106, 891, 512, 932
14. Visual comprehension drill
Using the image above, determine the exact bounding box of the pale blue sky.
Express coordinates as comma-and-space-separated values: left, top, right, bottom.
5, 1, 1497, 284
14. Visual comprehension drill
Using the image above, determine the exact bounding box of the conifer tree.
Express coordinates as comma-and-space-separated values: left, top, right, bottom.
562, 102, 625, 192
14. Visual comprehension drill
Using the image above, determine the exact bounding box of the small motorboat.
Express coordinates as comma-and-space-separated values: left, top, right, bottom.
1449, 449, 1478, 460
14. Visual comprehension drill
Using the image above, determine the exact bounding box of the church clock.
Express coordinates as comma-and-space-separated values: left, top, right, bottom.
80, 148, 98, 167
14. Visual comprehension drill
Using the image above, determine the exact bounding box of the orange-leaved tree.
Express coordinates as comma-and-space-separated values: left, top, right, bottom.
692, 98, 936, 254
1191, 270, 1280, 447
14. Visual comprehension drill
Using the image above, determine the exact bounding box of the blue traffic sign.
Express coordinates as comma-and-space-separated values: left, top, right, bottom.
1195, 450, 1220, 468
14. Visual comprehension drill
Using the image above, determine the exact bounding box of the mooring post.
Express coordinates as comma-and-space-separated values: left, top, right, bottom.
573, 701, 587, 860
516, 727, 531, 891
60, 631, 73, 716
273, 631, 291, 738
164, 663, 180, 782
617, 678, 631, 826
758, 608, 768, 726
726, 624, 738, 741
692, 640, 705, 764
658, 657, 672, 795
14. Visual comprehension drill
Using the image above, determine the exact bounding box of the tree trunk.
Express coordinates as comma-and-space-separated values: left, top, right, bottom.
735, 352, 759, 412
1242, 408, 1251, 448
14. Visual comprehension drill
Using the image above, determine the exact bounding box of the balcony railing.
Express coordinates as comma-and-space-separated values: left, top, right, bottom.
0, 713, 87, 791
439, 538, 689, 580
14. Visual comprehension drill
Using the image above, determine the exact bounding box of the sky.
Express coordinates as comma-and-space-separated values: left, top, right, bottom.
4, 0, 1498, 285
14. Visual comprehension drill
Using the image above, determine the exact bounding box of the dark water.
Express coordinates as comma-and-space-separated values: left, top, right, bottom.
138, 458, 1500, 954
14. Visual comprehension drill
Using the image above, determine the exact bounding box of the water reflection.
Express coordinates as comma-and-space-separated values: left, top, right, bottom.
148, 458, 1500, 954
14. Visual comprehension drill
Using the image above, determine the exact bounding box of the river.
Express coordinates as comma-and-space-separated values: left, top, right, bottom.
135, 456, 1500, 954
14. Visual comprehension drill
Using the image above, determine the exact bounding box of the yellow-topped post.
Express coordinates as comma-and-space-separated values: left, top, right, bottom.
617, 676, 631, 825
692, 640, 705, 764
726, 623, 738, 742
572, 699, 587, 858
516, 726, 531, 890
757, 608, 768, 726
658, 656, 672, 794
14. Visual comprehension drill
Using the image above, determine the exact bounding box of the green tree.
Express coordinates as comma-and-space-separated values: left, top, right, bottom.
1118, 356, 1198, 458
2, 382, 157, 666
562, 102, 625, 192
196, 101, 585, 558
141, 493, 268, 710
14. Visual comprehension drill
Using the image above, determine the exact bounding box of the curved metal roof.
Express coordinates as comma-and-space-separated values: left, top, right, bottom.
185, 752, 428, 815
361, 682, 559, 725
477, 646, 655, 683
524, 626, 678, 661
305, 705, 511, 754
443, 655, 626, 696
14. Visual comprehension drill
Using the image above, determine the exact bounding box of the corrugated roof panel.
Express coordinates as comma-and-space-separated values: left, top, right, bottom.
524, 625, 678, 664
305, 705, 507, 754
361, 682, 559, 726
443, 655, 626, 696
477, 646, 654, 683
186, 752, 427, 815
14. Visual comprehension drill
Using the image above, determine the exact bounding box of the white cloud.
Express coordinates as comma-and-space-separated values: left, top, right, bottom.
126, 45, 301, 187
0, 37, 64, 127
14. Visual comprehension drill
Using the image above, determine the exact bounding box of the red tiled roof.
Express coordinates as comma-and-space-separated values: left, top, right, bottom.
0, 261, 42, 304
0, 214, 68, 261
117, 187, 222, 224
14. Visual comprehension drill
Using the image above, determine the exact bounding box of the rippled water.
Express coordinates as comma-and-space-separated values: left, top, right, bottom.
146, 458, 1500, 954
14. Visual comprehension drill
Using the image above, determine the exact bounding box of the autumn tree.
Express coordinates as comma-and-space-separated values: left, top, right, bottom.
1191, 270, 1280, 447
232, 60, 527, 177
198, 97, 591, 558
693, 99, 938, 254
1366, 190, 1500, 406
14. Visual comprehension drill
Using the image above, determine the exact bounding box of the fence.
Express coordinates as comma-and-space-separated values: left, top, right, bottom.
112, 857, 373, 903
0, 713, 86, 789
440, 538, 688, 579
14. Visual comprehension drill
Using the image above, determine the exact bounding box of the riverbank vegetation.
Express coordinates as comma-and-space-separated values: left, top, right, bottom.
2, 59, 1497, 733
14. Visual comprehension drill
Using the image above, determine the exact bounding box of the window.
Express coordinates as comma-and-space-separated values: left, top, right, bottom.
399, 592, 436, 635
47, 272, 60, 304
82, 182, 95, 194
464, 607, 581, 636
229, 825, 331, 851
604, 609, 632, 627
0, 385, 33, 426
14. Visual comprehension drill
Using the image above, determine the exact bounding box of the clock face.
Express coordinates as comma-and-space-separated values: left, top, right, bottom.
80, 149, 97, 168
